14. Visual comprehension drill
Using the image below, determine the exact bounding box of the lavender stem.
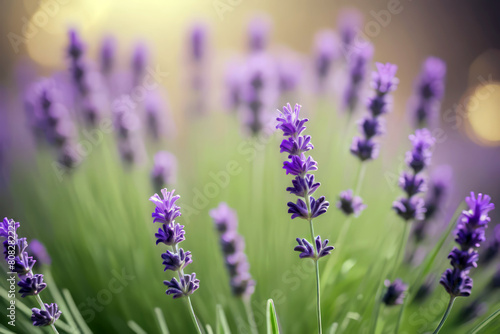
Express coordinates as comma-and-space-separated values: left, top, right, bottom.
391, 221, 411, 279
243, 296, 258, 334
306, 192, 322, 334
433, 297, 456, 334
353, 163, 367, 197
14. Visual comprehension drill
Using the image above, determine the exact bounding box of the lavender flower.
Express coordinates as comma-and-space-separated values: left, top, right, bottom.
277, 102, 331, 332
277, 50, 303, 94
151, 151, 177, 191
210, 203, 255, 297
440, 193, 494, 298
28, 239, 52, 266
337, 189, 366, 217
149, 189, 201, 303
393, 129, 435, 221
343, 42, 373, 114
189, 23, 208, 63
408, 57, 446, 128
67, 29, 88, 96
32, 303, 62, 327
350, 63, 398, 162
481, 225, 500, 265
382, 279, 408, 306
313, 30, 339, 90
247, 15, 272, 53
337, 8, 363, 55
100, 36, 116, 75
1, 218, 61, 330
131, 42, 148, 86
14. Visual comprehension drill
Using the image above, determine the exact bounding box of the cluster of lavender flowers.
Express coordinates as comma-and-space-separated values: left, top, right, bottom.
151, 151, 177, 191
187, 22, 209, 115
336, 190, 366, 217
393, 129, 436, 222
312, 30, 339, 91
210, 203, 255, 297
25, 79, 79, 170
67, 29, 88, 98
351, 62, 399, 162
382, 278, 408, 306
1, 218, 61, 329
149, 189, 199, 299
439, 193, 495, 298
408, 57, 446, 128
276, 103, 332, 258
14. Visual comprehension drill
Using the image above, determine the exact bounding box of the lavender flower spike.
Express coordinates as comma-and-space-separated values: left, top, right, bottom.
409, 57, 446, 128
382, 279, 408, 306
434, 193, 494, 333
151, 151, 177, 191
1, 218, 62, 331
277, 103, 332, 334
149, 189, 202, 333
210, 203, 255, 297
343, 42, 373, 114
337, 189, 366, 217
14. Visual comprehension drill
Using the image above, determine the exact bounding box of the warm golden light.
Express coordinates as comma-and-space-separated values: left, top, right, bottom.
466, 83, 500, 145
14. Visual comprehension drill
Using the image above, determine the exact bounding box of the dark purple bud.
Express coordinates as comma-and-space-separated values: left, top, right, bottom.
164, 273, 200, 299
359, 117, 384, 139
440, 268, 473, 297
18, 274, 47, 297
67, 29, 84, 61
247, 15, 272, 52
230, 273, 256, 297
155, 223, 185, 246
150, 189, 182, 225
32, 303, 61, 327
448, 247, 478, 272
382, 279, 408, 306
350, 137, 379, 162
337, 189, 366, 217
399, 172, 426, 197
286, 174, 320, 198
14, 252, 36, 276
161, 248, 192, 272
393, 197, 426, 221
283, 154, 318, 176
210, 202, 238, 234
294, 238, 315, 259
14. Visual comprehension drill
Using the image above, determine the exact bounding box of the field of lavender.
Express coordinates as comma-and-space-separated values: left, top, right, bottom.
1, 5, 500, 334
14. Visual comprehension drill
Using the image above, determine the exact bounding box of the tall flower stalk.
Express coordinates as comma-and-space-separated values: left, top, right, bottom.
1, 218, 61, 333
276, 103, 333, 334
434, 192, 495, 333
210, 202, 257, 334
149, 189, 202, 334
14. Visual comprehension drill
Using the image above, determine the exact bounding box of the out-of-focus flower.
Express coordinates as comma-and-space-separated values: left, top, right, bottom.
31, 303, 62, 327
343, 42, 373, 114
313, 30, 339, 90
100, 35, 116, 75
382, 279, 408, 306
337, 189, 366, 217
247, 15, 272, 53
28, 239, 52, 266
151, 151, 177, 191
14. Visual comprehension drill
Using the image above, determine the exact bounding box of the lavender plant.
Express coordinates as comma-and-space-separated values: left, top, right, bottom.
149, 189, 202, 333
210, 202, 257, 334
276, 103, 332, 334
434, 192, 495, 333
1, 218, 61, 332
151, 151, 177, 191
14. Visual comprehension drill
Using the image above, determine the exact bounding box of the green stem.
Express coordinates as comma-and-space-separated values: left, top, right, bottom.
243, 296, 259, 334
35, 295, 59, 334
186, 296, 203, 334
354, 163, 367, 197
390, 221, 411, 279
309, 220, 322, 334
433, 297, 455, 334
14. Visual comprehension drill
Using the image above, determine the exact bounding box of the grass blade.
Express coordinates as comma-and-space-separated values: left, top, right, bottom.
154, 307, 170, 334
128, 321, 147, 334
266, 299, 280, 334
206, 324, 214, 334
62, 289, 93, 334
470, 307, 500, 334
216, 304, 231, 334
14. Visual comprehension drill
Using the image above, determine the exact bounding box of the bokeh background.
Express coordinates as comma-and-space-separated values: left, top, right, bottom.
1, 0, 500, 333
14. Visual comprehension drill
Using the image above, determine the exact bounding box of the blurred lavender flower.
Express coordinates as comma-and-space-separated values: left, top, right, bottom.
28, 239, 52, 266
100, 35, 116, 75
149, 189, 200, 301
408, 57, 447, 128
131, 42, 148, 87
151, 151, 177, 191
343, 42, 373, 114
457, 300, 487, 324
67, 29, 89, 96
224, 59, 244, 111
440, 193, 494, 298
382, 278, 408, 306
144, 91, 171, 141
337, 8, 363, 56
1, 218, 62, 329
393, 129, 435, 221
337, 189, 366, 217
240, 53, 278, 135
312, 30, 339, 90
189, 22, 208, 63
247, 15, 272, 53
277, 49, 303, 94
210, 203, 255, 297
481, 225, 500, 265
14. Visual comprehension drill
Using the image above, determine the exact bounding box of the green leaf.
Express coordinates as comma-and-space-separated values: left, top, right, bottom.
266, 299, 280, 334
216, 304, 231, 334
206, 324, 214, 334
470, 307, 500, 334
154, 308, 170, 334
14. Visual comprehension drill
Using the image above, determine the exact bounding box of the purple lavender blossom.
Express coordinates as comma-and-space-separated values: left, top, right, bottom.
247, 15, 272, 52
131, 42, 148, 87
343, 42, 373, 114
337, 189, 366, 217
337, 8, 363, 54
67, 29, 85, 62
350, 63, 398, 163
440, 192, 494, 298
408, 57, 446, 128
150, 189, 200, 300
224, 59, 244, 111
100, 36, 116, 75
294, 236, 334, 260
1, 218, 61, 329
67, 29, 89, 96
32, 303, 62, 327
189, 23, 208, 63
393, 129, 435, 221
210, 203, 255, 297
277, 50, 303, 94
28, 239, 52, 266
313, 30, 339, 89
481, 225, 500, 264
151, 151, 177, 191
382, 278, 408, 306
